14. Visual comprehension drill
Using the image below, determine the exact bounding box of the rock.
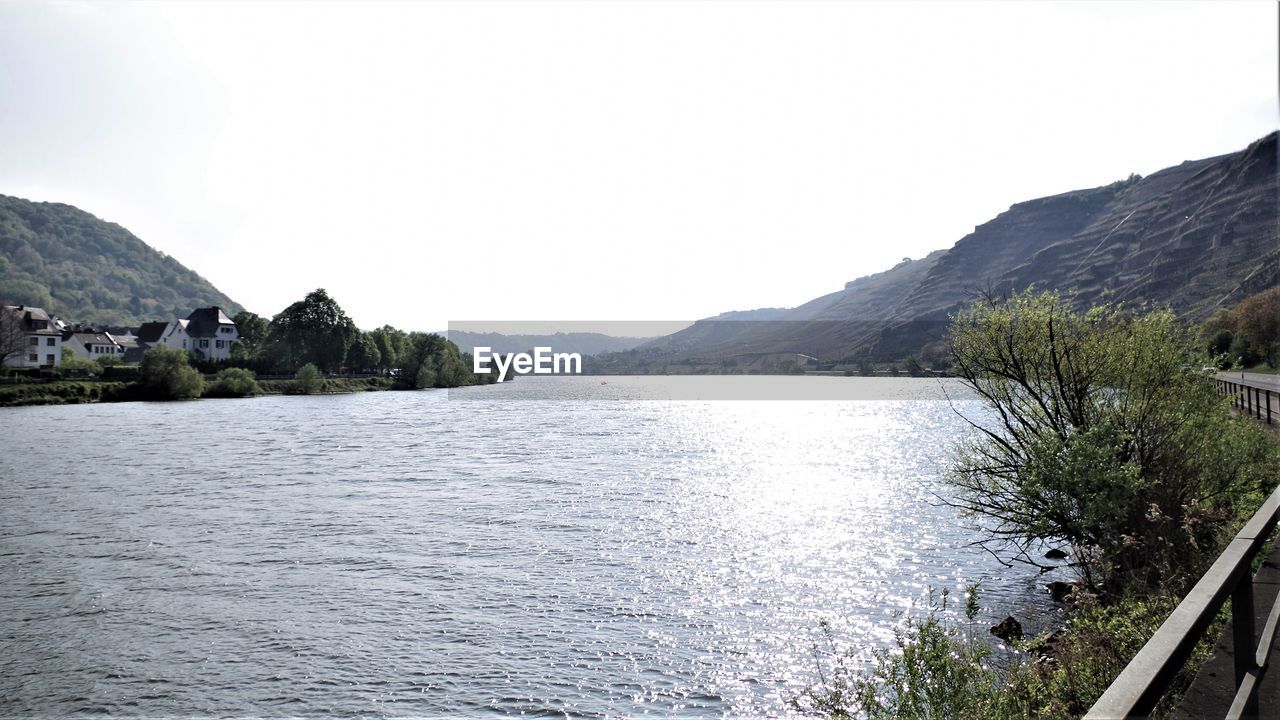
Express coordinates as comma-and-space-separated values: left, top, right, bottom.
990, 615, 1023, 642
1045, 548, 1069, 560
1047, 581, 1075, 601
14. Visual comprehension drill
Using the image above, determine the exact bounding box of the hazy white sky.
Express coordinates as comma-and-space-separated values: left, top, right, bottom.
1, 1, 1276, 330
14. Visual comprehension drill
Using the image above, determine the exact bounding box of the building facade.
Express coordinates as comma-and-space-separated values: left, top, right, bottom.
62, 331, 125, 362
1, 305, 63, 369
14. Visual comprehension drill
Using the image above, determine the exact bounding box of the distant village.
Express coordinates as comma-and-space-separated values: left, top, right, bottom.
1, 303, 239, 369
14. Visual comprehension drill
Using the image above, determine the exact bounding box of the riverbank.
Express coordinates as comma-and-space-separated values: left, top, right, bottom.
0, 375, 398, 408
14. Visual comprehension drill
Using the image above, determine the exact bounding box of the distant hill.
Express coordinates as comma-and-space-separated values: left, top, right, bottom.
0, 195, 240, 326
619, 132, 1279, 368
445, 330, 653, 357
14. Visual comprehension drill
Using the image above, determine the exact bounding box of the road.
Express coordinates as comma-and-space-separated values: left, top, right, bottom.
1215, 371, 1280, 392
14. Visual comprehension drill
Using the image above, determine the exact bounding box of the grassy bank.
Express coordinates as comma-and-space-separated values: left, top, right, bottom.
257, 376, 394, 395
0, 374, 399, 407
0, 380, 135, 407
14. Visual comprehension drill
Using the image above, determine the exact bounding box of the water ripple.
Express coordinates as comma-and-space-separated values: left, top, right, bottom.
0, 378, 1063, 717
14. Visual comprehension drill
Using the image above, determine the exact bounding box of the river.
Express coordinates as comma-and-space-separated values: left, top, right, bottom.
0, 377, 1061, 717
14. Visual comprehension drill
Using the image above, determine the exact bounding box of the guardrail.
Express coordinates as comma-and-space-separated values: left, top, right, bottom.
1217, 377, 1276, 425
1087, 375, 1279, 718
1084, 483, 1280, 719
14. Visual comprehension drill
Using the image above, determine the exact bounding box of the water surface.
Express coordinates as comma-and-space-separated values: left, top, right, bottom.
0, 377, 1059, 717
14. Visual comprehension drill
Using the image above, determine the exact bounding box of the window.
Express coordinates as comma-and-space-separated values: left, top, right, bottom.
28, 353, 37, 362
215, 340, 224, 349
29, 337, 38, 346
45, 354, 54, 365
200, 339, 209, 348
183, 340, 187, 348
46, 337, 55, 346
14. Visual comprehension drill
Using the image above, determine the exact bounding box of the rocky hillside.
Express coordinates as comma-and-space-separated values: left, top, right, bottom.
0, 195, 240, 325
632, 132, 1279, 366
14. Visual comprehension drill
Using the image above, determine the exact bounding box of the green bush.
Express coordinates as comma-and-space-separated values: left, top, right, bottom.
947, 291, 1278, 596
60, 356, 103, 376
101, 364, 141, 380
794, 586, 1005, 720
206, 367, 261, 398
1001, 594, 1200, 719
294, 363, 323, 394
794, 589, 1203, 720
139, 345, 205, 400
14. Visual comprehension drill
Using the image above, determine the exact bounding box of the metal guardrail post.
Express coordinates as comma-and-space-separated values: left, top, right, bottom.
1230, 574, 1259, 719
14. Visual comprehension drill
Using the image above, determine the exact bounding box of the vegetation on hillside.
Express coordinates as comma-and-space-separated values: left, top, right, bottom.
0, 195, 241, 325
1200, 286, 1280, 370
797, 291, 1279, 718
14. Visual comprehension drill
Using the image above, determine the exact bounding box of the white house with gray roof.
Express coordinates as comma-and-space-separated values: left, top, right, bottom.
136, 307, 239, 361
1, 304, 63, 369
62, 330, 125, 362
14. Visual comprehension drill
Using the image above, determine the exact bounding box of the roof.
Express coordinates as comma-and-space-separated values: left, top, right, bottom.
3, 304, 59, 335
136, 321, 168, 343
68, 332, 119, 348
185, 307, 235, 338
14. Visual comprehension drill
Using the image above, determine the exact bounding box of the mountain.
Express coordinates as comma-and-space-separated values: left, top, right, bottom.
627, 132, 1279, 368
0, 195, 240, 326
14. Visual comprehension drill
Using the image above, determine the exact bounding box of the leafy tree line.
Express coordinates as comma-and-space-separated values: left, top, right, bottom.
1200, 286, 1280, 370
223, 288, 494, 389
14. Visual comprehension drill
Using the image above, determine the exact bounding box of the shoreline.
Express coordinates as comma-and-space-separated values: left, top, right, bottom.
0, 375, 403, 408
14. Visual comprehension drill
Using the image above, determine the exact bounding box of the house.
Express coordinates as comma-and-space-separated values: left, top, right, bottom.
112, 332, 143, 364
1, 304, 63, 369
153, 318, 192, 354
136, 321, 169, 348
62, 330, 125, 362
135, 307, 239, 362
185, 307, 239, 361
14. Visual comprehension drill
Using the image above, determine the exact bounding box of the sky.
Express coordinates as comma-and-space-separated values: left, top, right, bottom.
1, 1, 1276, 331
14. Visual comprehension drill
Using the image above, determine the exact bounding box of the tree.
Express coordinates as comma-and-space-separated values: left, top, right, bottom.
946, 291, 1277, 596
371, 326, 406, 374
139, 345, 205, 400
0, 305, 26, 368
346, 332, 382, 373
396, 333, 475, 389
232, 311, 270, 356
294, 363, 324, 395
1226, 287, 1280, 367
264, 289, 357, 373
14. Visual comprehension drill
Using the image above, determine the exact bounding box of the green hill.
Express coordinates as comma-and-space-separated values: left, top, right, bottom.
0, 195, 240, 326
